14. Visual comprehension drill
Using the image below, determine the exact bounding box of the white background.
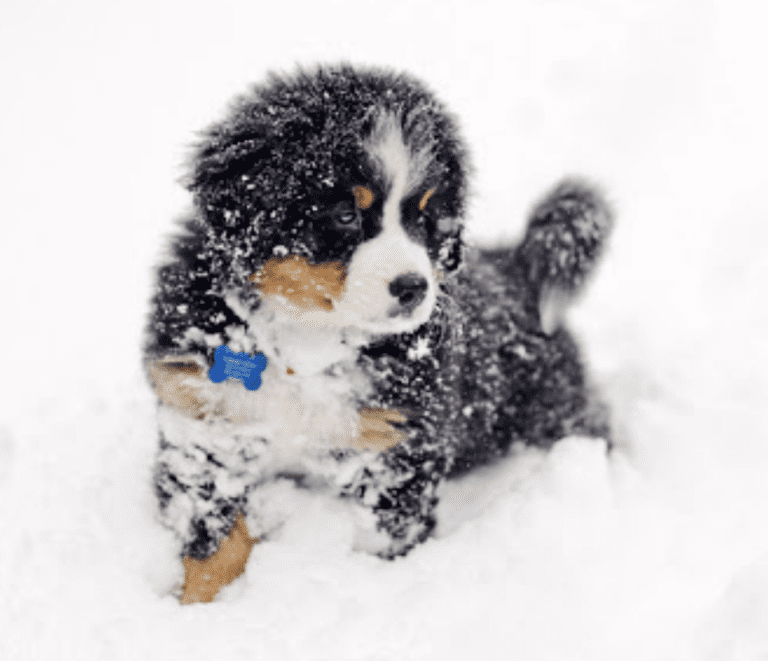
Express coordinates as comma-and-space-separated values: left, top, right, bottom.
1, 1, 767, 659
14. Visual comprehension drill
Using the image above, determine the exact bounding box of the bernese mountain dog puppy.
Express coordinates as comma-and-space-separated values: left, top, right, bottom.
144, 64, 613, 603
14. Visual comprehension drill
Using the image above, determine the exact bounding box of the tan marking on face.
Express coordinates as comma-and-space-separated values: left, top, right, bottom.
249, 255, 346, 311
355, 407, 408, 451
418, 187, 436, 211
286, 367, 295, 375
353, 185, 374, 210
179, 513, 257, 604
148, 356, 207, 419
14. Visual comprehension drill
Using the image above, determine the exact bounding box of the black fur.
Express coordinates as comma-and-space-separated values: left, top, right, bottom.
145, 64, 613, 561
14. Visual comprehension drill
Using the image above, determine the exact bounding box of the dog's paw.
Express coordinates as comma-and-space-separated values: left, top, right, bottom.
147, 356, 207, 419
179, 513, 258, 604
355, 408, 408, 451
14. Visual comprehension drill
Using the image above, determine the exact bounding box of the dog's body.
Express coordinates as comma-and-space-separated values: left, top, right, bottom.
144, 65, 612, 602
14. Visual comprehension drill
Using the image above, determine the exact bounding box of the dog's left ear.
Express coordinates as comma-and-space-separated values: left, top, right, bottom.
437, 230, 465, 274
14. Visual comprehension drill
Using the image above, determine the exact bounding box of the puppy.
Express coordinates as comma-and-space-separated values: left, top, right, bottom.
144, 64, 613, 603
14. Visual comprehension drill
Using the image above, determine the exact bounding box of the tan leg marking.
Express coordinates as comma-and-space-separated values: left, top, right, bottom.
179, 513, 258, 605
147, 356, 206, 419
356, 408, 408, 451
249, 255, 346, 311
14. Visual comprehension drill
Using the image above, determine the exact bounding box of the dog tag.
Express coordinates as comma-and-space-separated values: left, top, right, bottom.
208, 346, 268, 391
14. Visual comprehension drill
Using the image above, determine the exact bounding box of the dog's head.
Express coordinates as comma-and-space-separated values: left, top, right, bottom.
186, 65, 469, 335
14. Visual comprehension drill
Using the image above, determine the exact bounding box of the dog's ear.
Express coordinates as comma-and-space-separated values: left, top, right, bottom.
183, 125, 272, 229
434, 174, 468, 275
437, 230, 465, 274
186, 127, 270, 193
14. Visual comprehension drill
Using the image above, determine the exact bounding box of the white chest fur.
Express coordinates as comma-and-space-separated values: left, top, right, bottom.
156, 299, 398, 554
182, 297, 375, 455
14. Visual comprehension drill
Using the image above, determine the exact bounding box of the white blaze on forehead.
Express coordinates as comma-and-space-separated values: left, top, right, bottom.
322, 111, 438, 334
363, 111, 434, 208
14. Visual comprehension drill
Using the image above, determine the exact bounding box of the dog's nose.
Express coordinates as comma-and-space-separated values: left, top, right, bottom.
388, 272, 428, 310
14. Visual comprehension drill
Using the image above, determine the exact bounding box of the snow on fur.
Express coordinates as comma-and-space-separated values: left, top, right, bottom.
2, 1, 768, 659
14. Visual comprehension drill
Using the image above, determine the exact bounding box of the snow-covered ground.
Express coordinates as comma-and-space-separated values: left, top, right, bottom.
2, 1, 767, 659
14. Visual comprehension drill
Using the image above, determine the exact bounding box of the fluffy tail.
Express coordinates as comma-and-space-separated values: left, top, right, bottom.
508, 178, 613, 333
516, 178, 613, 294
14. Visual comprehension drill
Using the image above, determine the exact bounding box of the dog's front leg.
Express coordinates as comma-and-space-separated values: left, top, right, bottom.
153, 404, 265, 604
180, 512, 257, 604
340, 438, 446, 558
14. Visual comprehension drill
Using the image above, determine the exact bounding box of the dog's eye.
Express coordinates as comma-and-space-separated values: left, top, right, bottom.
334, 202, 359, 227
419, 188, 436, 211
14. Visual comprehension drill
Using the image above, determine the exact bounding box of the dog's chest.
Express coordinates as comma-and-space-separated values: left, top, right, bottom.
189, 313, 375, 457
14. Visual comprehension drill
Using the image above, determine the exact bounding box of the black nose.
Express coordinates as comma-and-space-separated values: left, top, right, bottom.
388, 272, 428, 309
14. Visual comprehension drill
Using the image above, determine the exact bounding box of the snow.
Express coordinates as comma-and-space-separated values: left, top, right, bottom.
2, 0, 768, 659
407, 337, 431, 361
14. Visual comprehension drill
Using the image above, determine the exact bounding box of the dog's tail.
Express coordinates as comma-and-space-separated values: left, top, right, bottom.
516, 178, 614, 294
513, 178, 614, 331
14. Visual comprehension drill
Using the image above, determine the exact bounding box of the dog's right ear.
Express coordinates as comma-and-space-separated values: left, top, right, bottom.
182, 124, 271, 229
185, 127, 270, 193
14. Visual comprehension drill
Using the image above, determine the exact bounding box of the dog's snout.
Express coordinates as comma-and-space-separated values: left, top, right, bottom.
388, 272, 428, 309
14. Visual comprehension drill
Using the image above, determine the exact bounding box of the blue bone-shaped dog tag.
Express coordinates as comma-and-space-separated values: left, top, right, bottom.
208, 346, 268, 391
